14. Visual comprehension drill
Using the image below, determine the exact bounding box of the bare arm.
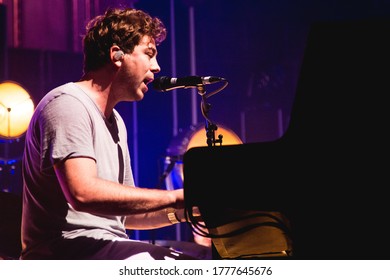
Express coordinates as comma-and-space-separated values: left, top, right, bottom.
125, 207, 203, 230
54, 157, 184, 216
124, 208, 187, 230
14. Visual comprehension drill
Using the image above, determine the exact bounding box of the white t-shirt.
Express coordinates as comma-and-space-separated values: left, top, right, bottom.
21, 82, 134, 259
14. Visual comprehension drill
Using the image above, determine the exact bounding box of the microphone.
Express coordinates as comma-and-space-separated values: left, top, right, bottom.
152, 76, 224, 92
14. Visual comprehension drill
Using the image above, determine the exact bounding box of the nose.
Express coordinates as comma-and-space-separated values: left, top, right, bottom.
151, 57, 160, 73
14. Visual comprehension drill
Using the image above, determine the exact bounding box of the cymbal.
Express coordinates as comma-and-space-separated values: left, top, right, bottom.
0, 81, 34, 139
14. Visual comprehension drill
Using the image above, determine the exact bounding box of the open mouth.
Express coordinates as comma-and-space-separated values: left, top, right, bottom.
144, 78, 153, 85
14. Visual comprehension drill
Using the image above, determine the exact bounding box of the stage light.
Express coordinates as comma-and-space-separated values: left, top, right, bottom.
0, 81, 34, 139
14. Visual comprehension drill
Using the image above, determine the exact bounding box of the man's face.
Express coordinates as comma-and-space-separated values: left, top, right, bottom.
115, 36, 160, 102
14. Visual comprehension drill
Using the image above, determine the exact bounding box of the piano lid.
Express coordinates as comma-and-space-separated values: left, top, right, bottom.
183, 19, 390, 259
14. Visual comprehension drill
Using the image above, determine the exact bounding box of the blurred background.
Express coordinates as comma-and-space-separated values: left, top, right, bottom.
1, 0, 389, 246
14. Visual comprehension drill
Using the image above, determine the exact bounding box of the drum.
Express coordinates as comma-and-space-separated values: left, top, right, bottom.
164, 123, 243, 190
0, 137, 25, 193
0, 137, 25, 161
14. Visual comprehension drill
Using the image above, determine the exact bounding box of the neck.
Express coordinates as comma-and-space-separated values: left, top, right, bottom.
77, 70, 115, 118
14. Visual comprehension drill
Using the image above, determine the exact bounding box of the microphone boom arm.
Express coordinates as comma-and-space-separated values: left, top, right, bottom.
198, 84, 226, 147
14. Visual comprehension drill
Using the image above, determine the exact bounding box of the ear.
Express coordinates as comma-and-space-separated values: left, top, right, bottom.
114, 50, 124, 61
110, 45, 124, 65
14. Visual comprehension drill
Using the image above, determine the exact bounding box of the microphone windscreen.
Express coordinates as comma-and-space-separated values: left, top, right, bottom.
152, 76, 171, 92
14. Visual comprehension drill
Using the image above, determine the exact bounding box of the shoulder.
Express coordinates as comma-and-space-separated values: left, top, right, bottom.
31, 83, 93, 127
36, 83, 82, 109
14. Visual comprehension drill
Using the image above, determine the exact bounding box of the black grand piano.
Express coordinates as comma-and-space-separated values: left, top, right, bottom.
183, 19, 390, 259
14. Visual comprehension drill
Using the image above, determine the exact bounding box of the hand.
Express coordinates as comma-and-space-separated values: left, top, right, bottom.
189, 207, 212, 247
191, 206, 202, 217
175, 206, 201, 222
172, 189, 185, 209
193, 223, 212, 247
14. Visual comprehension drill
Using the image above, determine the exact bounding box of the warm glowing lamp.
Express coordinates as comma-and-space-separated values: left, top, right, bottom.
0, 81, 34, 139
186, 125, 243, 150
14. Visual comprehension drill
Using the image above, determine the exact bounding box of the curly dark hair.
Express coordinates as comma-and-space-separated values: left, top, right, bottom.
82, 7, 167, 73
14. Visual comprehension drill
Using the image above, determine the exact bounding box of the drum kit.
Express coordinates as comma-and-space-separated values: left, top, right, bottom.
0, 81, 34, 193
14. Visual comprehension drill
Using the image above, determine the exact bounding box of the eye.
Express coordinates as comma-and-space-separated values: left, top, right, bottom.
146, 46, 157, 59
146, 50, 155, 58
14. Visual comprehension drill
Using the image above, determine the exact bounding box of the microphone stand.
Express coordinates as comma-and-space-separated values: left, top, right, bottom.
160, 79, 229, 243
184, 85, 225, 241
198, 85, 223, 147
